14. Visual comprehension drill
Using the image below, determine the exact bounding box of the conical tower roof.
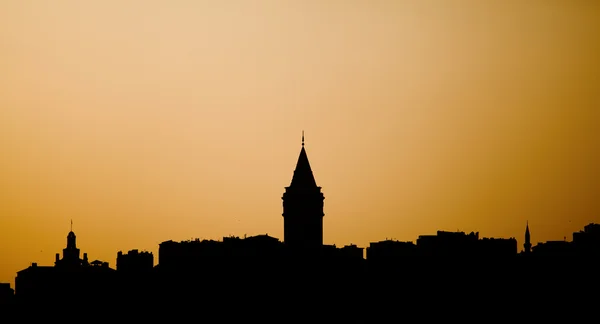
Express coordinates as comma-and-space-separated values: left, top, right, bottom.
288, 131, 318, 189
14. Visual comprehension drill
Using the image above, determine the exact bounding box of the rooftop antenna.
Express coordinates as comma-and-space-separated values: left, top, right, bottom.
302, 130, 304, 147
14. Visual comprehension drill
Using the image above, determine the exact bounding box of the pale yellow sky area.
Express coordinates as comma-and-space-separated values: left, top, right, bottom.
1, 1, 599, 285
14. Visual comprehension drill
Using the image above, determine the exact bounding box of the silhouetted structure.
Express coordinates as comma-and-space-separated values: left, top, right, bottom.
415, 230, 516, 257
7, 135, 600, 314
0, 283, 14, 306
572, 223, 600, 256
282, 132, 325, 251
532, 240, 571, 255
54, 224, 90, 269
524, 221, 532, 253
15, 228, 115, 305
157, 234, 285, 271
367, 239, 418, 262
117, 249, 153, 273
338, 243, 364, 260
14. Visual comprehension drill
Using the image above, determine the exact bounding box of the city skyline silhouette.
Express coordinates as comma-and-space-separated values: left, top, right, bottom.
3, 133, 600, 311
1, 1, 599, 312
2, 131, 592, 288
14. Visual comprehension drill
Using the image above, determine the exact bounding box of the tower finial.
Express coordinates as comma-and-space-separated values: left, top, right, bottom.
70, 219, 73, 232
302, 130, 304, 146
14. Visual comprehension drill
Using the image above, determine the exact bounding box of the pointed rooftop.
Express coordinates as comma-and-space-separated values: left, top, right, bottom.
288, 131, 318, 189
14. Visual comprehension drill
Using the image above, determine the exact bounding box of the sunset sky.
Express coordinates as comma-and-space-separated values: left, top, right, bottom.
1, 1, 599, 285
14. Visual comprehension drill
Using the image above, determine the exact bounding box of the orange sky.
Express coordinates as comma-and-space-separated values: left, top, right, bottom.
1, 1, 599, 285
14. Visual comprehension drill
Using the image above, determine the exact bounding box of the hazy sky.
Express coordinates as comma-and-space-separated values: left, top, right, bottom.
1, 1, 599, 285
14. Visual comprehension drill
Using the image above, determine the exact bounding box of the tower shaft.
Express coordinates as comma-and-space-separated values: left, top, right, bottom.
282, 133, 325, 249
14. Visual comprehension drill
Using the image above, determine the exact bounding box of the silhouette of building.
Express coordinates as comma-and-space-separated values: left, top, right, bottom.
15, 228, 116, 304
524, 221, 532, 253
117, 249, 154, 273
572, 223, 600, 256
54, 224, 90, 269
15, 263, 55, 301
416, 230, 481, 256
157, 234, 285, 271
339, 244, 364, 260
414, 230, 517, 257
478, 237, 518, 257
526, 223, 600, 258
282, 132, 325, 250
532, 240, 572, 256
319, 244, 365, 265
0, 283, 14, 306
367, 240, 418, 262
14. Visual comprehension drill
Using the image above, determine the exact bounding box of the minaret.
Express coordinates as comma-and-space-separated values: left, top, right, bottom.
282, 131, 325, 250
524, 221, 531, 253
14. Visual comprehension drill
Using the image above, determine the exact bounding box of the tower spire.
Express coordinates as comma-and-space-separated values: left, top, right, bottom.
70, 219, 73, 232
524, 220, 531, 253
282, 134, 325, 249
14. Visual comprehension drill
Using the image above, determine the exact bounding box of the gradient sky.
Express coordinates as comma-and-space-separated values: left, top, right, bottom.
1, 1, 599, 285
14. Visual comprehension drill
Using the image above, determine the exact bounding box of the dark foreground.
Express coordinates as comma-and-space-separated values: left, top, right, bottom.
4, 257, 597, 321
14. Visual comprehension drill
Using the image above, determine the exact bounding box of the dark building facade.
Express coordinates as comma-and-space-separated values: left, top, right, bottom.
15, 229, 115, 304
572, 223, 600, 256
117, 249, 154, 273
0, 283, 14, 306
524, 221, 532, 253
54, 228, 90, 269
157, 234, 287, 274
367, 240, 418, 262
416, 230, 517, 257
282, 133, 325, 250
